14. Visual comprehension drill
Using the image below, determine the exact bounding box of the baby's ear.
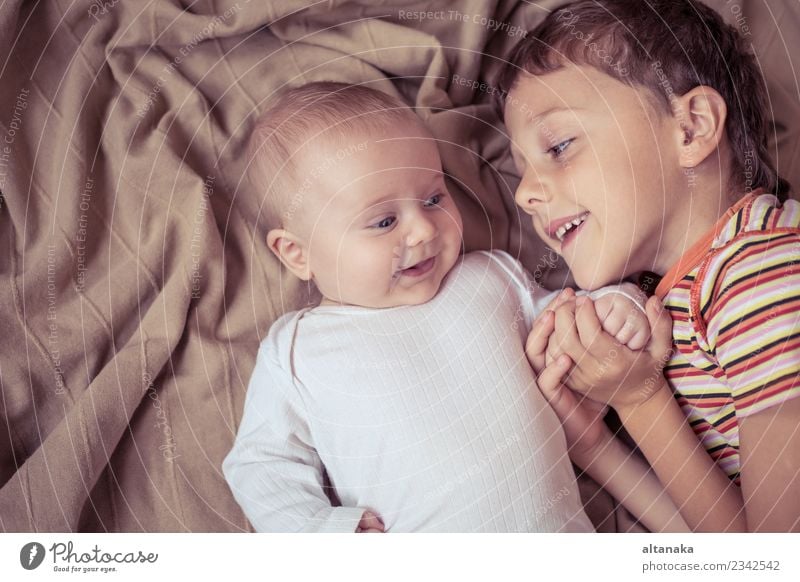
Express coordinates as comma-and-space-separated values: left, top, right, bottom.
672, 85, 728, 169
266, 229, 312, 281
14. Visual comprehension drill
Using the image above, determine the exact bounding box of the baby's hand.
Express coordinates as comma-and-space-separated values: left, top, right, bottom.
355, 510, 385, 533
591, 284, 650, 350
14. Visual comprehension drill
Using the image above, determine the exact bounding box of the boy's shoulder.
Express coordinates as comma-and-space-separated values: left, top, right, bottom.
712, 193, 800, 250
703, 193, 800, 286
694, 193, 800, 335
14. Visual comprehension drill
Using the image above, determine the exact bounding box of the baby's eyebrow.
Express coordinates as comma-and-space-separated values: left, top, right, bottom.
350, 175, 444, 214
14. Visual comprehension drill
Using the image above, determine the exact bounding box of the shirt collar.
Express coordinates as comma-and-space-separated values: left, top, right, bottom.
653, 189, 764, 299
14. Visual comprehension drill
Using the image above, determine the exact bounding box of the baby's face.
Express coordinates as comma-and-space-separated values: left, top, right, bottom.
302, 124, 463, 308
505, 65, 686, 290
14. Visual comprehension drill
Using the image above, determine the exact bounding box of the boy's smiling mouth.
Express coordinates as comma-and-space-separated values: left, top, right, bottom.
548, 212, 590, 244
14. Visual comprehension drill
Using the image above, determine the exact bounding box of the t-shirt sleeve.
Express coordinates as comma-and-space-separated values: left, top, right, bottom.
222, 340, 366, 532
481, 250, 561, 330
703, 233, 800, 418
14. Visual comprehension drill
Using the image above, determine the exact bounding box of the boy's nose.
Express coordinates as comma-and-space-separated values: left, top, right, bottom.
405, 214, 437, 247
514, 169, 548, 214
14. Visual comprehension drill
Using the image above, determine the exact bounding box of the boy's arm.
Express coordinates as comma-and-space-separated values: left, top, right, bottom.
531, 333, 688, 532
222, 347, 380, 533
574, 430, 690, 533
546, 297, 748, 531
577, 232, 800, 532
703, 239, 800, 531
738, 397, 800, 531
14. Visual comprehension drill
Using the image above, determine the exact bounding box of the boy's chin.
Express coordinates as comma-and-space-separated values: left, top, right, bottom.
571, 269, 615, 292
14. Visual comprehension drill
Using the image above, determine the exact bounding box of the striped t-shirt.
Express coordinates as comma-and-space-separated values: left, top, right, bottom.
654, 191, 800, 483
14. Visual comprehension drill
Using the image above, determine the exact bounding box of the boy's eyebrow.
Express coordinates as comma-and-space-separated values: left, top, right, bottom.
527, 106, 585, 124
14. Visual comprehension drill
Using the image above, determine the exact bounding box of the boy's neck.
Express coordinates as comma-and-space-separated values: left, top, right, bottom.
650, 178, 735, 276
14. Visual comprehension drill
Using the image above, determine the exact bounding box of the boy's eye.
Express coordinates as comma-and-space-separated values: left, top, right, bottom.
424, 193, 443, 207
372, 216, 396, 229
547, 138, 574, 159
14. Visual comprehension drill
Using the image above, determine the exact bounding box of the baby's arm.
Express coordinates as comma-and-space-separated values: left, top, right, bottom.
222, 346, 384, 533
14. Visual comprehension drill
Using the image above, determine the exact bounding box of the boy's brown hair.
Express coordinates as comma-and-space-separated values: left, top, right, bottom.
495, 0, 789, 201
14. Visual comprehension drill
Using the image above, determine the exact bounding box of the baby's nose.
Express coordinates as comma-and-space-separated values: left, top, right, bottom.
405, 214, 437, 247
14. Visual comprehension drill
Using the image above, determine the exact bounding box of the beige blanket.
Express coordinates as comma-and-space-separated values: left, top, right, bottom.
1, 0, 797, 532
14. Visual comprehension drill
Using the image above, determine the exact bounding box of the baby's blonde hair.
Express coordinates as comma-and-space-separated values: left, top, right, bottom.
244, 82, 419, 239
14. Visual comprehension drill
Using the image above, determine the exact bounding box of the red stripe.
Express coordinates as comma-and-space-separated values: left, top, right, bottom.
716, 304, 800, 345
708, 243, 799, 315
734, 376, 800, 410
723, 337, 800, 377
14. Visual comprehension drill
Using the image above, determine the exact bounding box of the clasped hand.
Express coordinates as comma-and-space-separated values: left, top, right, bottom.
525, 287, 673, 459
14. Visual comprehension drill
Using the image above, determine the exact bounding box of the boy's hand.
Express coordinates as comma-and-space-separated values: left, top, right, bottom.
527, 304, 612, 461
355, 510, 385, 533
547, 295, 673, 411
592, 285, 650, 350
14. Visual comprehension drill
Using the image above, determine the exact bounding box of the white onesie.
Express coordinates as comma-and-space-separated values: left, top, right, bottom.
224, 250, 638, 532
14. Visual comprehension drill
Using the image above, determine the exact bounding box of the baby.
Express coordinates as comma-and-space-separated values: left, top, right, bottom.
223, 82, 682, 532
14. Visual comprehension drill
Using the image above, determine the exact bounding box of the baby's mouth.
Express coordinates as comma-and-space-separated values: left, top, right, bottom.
398, 255, 436, 277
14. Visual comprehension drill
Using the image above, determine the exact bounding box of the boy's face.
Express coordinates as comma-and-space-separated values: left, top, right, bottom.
505, 65, 685, 290
301, 124, 463, 308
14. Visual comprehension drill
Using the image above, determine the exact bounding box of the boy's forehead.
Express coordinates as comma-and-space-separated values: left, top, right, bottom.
505, 65, 628, 122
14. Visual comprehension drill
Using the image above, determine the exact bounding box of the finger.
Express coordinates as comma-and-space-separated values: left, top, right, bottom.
358, 510, 384, 530
575, 296, 620, 359
592, 295, 614, 324
537, 353, 572, 399
545, 342, 559, 368
541, 288, 572, 313
536, 354, 577, 417
614, 316, 637, 346
552, 303, 584, 363
550, 305, 585, 363
554, 287, 576, 307
600, 310, 624, 338
625, 326, 650, 351
574, 296, 604, 349
526, 311, 555, 373
645, 296, 673, 363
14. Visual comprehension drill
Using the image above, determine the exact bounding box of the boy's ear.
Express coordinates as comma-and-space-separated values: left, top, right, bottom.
672, 85, 727, 169
266, 229, 313, 281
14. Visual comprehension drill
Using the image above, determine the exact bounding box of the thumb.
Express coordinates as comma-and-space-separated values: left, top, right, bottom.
537, 354, 573, 404
645, 296, 673, 363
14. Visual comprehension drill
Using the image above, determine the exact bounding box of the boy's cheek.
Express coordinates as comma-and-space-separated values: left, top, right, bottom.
531, 219, 556, 252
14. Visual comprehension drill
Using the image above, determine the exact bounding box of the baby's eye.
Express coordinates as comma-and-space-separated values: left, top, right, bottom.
424, 193, 444, 207
372, 216, 396, 229
547, 138, 574, 159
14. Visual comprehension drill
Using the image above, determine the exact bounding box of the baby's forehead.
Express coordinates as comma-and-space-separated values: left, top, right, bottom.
301, 128, 442, 206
